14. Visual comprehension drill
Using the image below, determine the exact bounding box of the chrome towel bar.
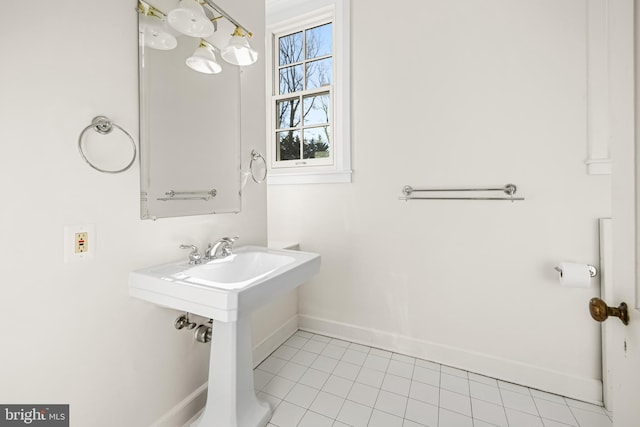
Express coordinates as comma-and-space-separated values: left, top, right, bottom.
400, 184, 525, 201
157, 189, 217, 201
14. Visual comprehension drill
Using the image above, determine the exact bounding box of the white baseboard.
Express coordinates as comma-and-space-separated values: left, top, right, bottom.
252, 314, 299, 368
182, 409, 203, 427
151, 315, 299, 427
299, 314, 603, 405
150, 383, 207, 427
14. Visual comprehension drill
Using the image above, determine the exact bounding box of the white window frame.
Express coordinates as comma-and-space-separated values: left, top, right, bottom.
266, 0, 351, 184
273, 18, 334, 169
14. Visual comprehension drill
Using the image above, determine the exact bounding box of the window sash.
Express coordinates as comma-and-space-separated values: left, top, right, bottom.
273, 86, 333, 168
272, 20, 334, 168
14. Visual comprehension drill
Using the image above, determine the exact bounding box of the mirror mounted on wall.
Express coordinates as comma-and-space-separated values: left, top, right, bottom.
137, 0, 257, 220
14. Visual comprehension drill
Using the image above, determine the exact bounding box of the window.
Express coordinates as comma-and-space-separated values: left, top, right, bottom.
266, 0, 351, 184
275, 22, 333, 166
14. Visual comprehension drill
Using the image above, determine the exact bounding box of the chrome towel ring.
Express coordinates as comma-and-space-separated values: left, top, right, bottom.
78, 116, 136, 174
249, 149, 267, 183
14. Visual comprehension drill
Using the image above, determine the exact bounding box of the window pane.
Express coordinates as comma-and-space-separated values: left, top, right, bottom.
305, 58, 332, 90
277, 98, 301, 129
303, 126, 331, 159
303, 93, 330, 126
279, 65, 303, 94
306, 23, 332, 59
277, 130, 301, 161
279, 31, 303, 66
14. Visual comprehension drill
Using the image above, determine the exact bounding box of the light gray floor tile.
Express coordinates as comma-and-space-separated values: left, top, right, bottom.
368, 409, 404, 427
370, 347, 393, 358
332, 360, 361, 381
322, 375, 354, 398
409, 380, 439, 406
374, 389, 408, 417
570, 407, 613, 427
298, 410, 333, 427
469, 380, 502, 405
500, 388, 538, 415
441, 365, 468, 378
498, 380, 531, 395
298, 367, 330, 390
412, 365, 441, 387
336, 400, 373, 427
387, 359, 415, 379
309, 390, 344, 418
506, 408, 544, 427
440, 389, 472, 417
440, 373, 470, 396
347, 381, 380, 407
270, 401, 305, 427
363, 353, 391, 372
439, 408, 473, 427
534, 398, 578, 426
468, 372, 498, 387
471, 398, 508, 427
356, 367, 385, 388
405, 398, 438, 426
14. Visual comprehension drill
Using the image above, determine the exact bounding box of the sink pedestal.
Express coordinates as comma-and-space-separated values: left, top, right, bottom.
190, 315, 271, 427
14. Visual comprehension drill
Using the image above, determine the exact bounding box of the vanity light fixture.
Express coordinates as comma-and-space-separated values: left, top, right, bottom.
186, 40, 222, 74
167, 0, 215, 38
138, 0, 257, 72
138, 4, 177, 50
220, 26, 258, 66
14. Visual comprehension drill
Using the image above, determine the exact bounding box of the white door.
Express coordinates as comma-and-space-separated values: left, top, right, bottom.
608, 1, 640, 425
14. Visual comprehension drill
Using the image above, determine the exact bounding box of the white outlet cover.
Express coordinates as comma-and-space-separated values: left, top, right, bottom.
64, 224, 96, 263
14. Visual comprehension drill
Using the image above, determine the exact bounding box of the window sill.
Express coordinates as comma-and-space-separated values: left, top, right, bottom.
267, 169, 352, 185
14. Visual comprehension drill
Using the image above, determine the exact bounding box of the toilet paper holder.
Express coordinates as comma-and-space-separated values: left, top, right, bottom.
554, 264, 598, 278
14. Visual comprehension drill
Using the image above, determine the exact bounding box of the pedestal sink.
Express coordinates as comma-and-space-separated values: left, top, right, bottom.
129, 246, 321, 427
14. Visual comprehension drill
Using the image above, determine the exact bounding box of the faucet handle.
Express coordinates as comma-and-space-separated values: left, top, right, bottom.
217, 236, 239, 247
204, 243, 214, 259
222, 236, 239, 254
179, 244, 202, 264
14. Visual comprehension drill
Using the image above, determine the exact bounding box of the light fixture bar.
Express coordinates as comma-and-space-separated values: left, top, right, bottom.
200, 0, 253, 37
138, 0, 164, 17
138, 0, 253, 38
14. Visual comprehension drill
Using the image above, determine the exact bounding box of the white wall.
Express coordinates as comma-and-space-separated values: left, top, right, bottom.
0, 1, 293, 426
268, 0, 611, 403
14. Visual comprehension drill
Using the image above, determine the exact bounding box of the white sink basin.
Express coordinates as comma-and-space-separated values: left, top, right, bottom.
183, 250, 297, 289
129, 245, 320, 322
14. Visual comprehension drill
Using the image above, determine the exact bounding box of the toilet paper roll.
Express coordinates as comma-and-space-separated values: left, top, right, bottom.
557, 262, 592, 288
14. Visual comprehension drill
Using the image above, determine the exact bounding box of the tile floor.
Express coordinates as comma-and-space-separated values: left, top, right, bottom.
254, 330, 613, 427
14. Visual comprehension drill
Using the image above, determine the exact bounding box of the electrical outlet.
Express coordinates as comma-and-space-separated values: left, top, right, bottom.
75, 232, 88, 253
64, 225, 95, 262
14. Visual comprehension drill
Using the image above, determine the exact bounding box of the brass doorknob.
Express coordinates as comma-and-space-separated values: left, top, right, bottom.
589, 298, 629, 325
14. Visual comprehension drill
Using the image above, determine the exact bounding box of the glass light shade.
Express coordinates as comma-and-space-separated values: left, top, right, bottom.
221, 34, 258, 66
186, 45, 222, 74
140, 15, 178, 50
167, 0, 215, 38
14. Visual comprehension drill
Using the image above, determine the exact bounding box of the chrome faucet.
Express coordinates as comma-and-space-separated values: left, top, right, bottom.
179, 244, 203, 265
205, 236, 239, 260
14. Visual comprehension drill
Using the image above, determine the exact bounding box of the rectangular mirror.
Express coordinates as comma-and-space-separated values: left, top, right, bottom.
138, 12, 242, 220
